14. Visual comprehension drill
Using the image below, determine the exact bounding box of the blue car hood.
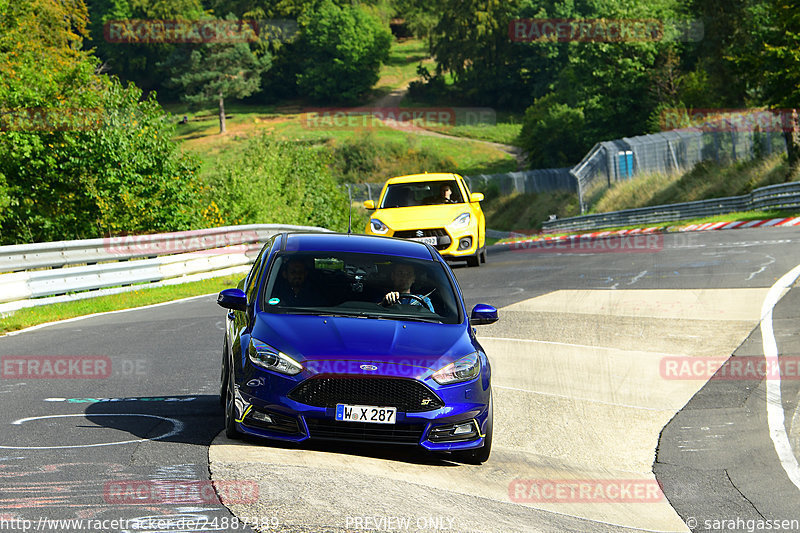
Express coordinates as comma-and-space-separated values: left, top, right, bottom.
253, 313, 474, 372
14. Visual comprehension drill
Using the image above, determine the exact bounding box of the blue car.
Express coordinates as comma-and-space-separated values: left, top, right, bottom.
216, 232, 498, 463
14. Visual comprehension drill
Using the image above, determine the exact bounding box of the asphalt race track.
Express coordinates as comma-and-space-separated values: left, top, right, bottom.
2, 227, 800, 532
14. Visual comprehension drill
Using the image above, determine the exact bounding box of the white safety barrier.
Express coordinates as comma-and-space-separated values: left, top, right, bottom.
0, 224, 330, 314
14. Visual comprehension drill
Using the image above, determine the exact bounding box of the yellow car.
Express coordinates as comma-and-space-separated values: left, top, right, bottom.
363, 173, 487, 267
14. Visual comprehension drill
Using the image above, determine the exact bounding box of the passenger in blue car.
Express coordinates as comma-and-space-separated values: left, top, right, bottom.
381, 262, 435, 312
273, 259, 323, 307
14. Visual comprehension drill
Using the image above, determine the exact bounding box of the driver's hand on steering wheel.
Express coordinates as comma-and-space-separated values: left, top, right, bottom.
383, 291, 401, 305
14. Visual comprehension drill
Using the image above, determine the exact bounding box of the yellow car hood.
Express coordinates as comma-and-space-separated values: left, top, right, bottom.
374, 204, 473, 230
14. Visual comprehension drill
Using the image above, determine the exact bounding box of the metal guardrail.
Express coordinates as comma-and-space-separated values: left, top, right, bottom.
0, 224, 307, 273
0, 224, 329, 313
542, 181, 800, 232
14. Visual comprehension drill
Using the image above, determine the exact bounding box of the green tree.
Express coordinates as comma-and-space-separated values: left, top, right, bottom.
0, 80, 205, 244
681, 0, 771, 108
85, 0, 206, 97
169, 34, 271, 133
0, 0, 204, 244
759, 0, 800, 169
393, 0, 445, 53
0, 172, 9, 227
519, 94, 586, 168
295, 0, 391, 103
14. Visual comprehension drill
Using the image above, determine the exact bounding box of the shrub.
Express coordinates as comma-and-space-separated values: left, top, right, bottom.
518, 94, 588, 169
0, 80, 204, 244
208, 136, 349, 232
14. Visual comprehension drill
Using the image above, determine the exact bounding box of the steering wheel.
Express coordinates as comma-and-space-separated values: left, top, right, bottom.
383, 293, 427, 306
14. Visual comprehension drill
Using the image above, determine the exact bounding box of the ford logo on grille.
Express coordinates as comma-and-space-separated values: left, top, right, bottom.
360, 364, 378, 371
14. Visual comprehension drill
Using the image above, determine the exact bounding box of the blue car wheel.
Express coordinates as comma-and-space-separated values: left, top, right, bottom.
224, 365, 241, 440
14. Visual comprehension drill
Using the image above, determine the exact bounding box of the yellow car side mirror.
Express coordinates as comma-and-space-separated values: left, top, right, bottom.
470, 192, 484, 203
363, 200, 375, 210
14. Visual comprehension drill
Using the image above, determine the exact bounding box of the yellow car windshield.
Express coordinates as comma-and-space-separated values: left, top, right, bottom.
381, 181, 464, 208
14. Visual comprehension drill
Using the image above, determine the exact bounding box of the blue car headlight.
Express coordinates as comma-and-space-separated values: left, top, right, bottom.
451, 213, 471, 229
432, 352, 480, 385
248, 339, 302, 375
370, 218, 389, 234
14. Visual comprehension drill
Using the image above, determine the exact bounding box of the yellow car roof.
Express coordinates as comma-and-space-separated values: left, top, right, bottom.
385, 173, 461, 184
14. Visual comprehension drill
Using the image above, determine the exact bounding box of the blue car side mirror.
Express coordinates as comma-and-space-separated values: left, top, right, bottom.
470, 303, 498, 326
217, 288, 248, 311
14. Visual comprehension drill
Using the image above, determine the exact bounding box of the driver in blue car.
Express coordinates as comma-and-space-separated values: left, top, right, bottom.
382, 262, 435, 312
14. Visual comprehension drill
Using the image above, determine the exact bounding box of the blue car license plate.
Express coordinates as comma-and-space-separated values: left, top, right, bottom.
335, 404, 396, 424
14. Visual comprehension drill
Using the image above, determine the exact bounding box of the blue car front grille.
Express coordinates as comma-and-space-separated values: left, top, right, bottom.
288, 376, 444, 413
305, 418, 425, 444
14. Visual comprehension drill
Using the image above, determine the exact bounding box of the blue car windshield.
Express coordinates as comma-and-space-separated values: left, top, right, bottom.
260, 252, 462, 324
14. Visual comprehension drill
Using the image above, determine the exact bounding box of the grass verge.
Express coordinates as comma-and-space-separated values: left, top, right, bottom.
0, 274, 244, 335
590, 153, 796, 213
482, 190, 581, 232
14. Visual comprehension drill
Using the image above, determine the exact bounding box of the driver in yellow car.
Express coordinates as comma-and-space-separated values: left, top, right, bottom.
382, 263, 434, 312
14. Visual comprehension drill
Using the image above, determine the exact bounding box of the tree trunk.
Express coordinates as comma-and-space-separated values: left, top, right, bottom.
218, 93, 226, 134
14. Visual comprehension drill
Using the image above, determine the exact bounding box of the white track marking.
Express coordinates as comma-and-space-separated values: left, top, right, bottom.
628, 270, 648, 285
761, 264, 800, 490
1, 293, 215, 338
747, 255, 776, 281
0, 413, 184, 449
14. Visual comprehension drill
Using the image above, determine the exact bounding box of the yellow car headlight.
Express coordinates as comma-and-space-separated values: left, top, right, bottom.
369, 218, 389, 234
451, 213, 471, 229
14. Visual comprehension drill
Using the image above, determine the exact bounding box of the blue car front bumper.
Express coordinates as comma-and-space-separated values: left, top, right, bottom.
230, 369, 492, 451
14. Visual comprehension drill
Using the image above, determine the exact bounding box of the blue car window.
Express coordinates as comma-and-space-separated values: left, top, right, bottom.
259, 252, 461, 324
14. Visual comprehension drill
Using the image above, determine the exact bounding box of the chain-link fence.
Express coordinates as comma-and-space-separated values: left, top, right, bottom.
346, 117, 787, 212
463, 168, 575, 195
345, 168, 576, 204
572, 127, 786, 213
